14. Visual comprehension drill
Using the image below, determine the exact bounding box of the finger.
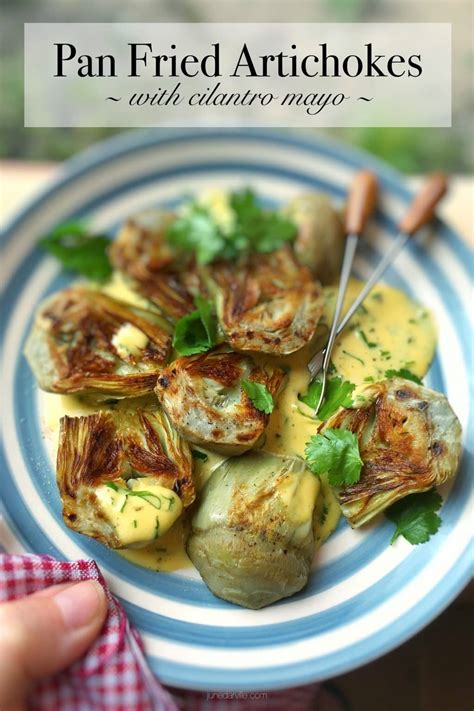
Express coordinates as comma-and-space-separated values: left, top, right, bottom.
0, 580, 107, 708
30, 581, 77, 599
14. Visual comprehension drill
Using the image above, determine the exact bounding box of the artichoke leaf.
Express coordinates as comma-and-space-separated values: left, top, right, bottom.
24, 286, 172, 397
57, 408, 195, 548
322, 377, 462, 527
187, 451, 320, 609
213, 246, 324, 355
155, 346, 285, 455
285, 193, 345, 284
109, 209, 196, 321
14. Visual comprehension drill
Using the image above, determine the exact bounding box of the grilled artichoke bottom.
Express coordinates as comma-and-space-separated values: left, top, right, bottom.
57, 409, 195, 548
187, 451, 320, 609
325, 377, 463, 527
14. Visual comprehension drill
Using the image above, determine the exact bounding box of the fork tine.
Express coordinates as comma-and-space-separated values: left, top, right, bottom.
307, 348, 325, 380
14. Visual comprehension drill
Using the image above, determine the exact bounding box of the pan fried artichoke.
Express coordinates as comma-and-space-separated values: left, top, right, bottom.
286, 193, 345, 284
24, 286, 172, 396
323, 377, 462, 527
57, 408, 195, 547
187, 451, 320, 608
155, 347, 285, 455
213, 246, 324, 354
109, 209, 195, 321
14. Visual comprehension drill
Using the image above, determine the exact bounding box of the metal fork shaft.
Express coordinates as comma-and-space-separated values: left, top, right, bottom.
308, 230, 410, 381
313, 233, 359, 414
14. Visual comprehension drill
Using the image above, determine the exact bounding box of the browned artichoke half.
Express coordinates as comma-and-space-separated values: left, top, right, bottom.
109, 210, 195, 321
187, 451, 319, 609
323, 377, 463, 527
155, 347, 285, 455
285, 194, 345, 284
57, 408, 195, 547
24, 286, 172, 396
213, 246, 324, 354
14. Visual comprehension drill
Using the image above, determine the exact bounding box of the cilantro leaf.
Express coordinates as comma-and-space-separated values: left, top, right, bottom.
300, 376, 355, 420
173, 297, 217, 355
241, 379, 274, 414
385, 368, 423, 384
166, 205, 226, 265
357, 329, 377, 349
165, 189, 296, 265
40, 222, 112, 282
231, 189, 297, 254
305, 429, 363, 486
192, 449, 208, 462
386, 490, 442, 545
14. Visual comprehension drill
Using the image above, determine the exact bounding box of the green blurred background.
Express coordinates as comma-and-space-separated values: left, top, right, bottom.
1, 0, 472, 173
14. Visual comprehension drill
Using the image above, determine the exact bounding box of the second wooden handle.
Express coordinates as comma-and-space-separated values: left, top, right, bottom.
345, 170, 378, 235
399, 172, 448, 235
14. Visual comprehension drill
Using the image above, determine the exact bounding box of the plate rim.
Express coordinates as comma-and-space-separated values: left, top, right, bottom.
1, 128, 472, 691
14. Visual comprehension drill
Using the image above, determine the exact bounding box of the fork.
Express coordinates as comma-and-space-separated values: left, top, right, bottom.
308, 172, 448, 396
312, 170, 378, 415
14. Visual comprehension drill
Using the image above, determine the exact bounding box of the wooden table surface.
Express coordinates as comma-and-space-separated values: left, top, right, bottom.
1, 161, 472, 711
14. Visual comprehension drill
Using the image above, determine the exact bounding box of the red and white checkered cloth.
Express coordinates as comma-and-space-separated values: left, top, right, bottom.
0, 553, 344, 711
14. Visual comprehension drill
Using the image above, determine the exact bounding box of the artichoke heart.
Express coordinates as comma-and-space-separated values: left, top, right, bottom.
324, 377, 462, 527
109, 209, 195, 321
213, 246, 324, 354
155, 347, 285, 455
57, 408, 195, 548
187, 451, 320, 609
285, 193, 345, 284
24, 286, 172, 396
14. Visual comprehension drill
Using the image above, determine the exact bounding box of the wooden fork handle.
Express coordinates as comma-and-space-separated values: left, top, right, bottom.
399, 172, 448, 235
345, 170, 379, 236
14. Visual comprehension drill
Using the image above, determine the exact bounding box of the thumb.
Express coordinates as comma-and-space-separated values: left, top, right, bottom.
0, 580, 107, 708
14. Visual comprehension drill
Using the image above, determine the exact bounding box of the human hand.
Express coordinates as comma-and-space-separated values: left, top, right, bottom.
0, 580, 107, 710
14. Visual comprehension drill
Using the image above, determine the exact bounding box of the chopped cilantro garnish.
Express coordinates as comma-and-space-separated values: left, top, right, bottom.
242, 379, 274, 414
305, 429, 363, 487
385, 368, 422, 384
342, 350, 365, 365
386, 490, 442, 545
105, 482, 167, 512
161, 495, 175, 511
357, 329, 377, 349
40, 222, 112, 282
165, 189, 296, 265
166, 205, 226, 265
192, 449, 209, 462
299, 376, 355, 420
173, 296, 217, 356
230, 189, 296, 254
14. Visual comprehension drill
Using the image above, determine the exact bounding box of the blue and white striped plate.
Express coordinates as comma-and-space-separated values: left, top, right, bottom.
1, 130, 472, 691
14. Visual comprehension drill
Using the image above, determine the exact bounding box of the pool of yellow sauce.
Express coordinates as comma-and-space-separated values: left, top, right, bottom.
262, 278, 436, 461
40, 277, 436, 573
